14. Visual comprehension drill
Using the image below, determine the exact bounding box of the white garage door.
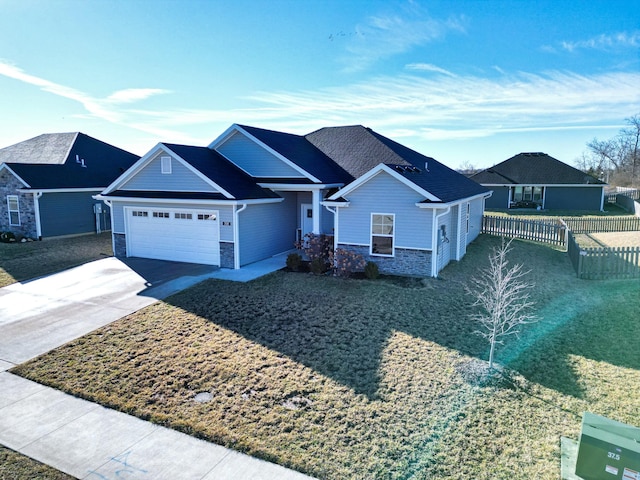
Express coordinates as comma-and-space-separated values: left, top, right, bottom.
126, 208, 220, 265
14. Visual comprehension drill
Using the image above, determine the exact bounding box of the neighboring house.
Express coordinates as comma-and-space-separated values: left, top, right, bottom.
98, 124, 490, 277
471, 152, 606, 211
0, 132, 139, 239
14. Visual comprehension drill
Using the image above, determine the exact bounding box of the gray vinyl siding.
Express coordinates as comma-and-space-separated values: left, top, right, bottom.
322, 205, 334, 234
39, 192, 104, 237
121, 153, 217, 192
216, 131, 305, 178
238, 193, 296, 266
449, 204, 461, 261
544, 186, 603, 210
110, 200, 234, 242
338, 172, 433, 249
484, 186, 509, 209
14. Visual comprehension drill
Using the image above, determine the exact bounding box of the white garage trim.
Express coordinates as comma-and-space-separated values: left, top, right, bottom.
125, 206, 220, 265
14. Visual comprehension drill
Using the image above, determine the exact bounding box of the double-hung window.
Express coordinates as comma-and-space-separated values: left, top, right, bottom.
371, 213, 394, 256
7, 195, 20, 226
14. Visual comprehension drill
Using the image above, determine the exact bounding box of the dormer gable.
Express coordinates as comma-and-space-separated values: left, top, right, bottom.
209, 124, 318, 181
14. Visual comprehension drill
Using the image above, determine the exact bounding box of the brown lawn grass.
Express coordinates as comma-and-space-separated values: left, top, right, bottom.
0, 233, 112, 287
0, 445, 74, 480
12, 235, 640, 479
575, 231, 640, 248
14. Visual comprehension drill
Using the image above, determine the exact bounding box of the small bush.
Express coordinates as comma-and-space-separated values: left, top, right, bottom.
286, 253, 302, 271
364, 261, 379, 280
0, 232, 16, 243
309, 257, 327, 275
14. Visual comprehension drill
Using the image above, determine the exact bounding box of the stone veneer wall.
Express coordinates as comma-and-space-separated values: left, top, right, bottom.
336, 244, 432, 277
220, 242, 234, 268
0, 170, 38, 238
113, 233, 127, 257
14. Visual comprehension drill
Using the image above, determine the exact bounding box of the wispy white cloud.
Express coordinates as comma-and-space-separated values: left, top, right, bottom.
1, 59, 638, 150
0, 60, 177, 139
243, 70, 640, 140
561, 30, 640, 52
405, 63, 457, 77
106, 88, 171, 104
341, 2, 466, 72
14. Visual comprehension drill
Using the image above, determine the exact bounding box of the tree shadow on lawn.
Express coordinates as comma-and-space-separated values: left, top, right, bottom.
165, 271, 485, 400
505, 279, 640, 399
165, 235, 638, 401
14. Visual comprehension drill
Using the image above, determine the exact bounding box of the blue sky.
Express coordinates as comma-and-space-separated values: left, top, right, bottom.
0, 0, 639, 169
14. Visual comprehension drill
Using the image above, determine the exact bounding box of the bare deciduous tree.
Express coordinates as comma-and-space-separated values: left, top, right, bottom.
466, 238, 537, 369
578, 113, 640, 187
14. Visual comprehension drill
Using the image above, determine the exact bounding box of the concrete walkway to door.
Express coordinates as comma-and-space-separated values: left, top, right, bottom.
0, 254, 311, 479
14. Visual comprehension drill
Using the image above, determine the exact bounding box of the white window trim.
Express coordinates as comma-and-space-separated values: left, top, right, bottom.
370, 213, 395, 257
7, 195, 20, 226
466, 202, 470, 234
161, 156, 172, 174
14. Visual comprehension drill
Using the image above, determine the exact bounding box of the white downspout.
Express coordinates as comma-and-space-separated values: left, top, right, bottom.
600, 187, 605, 212
33, 192, 42, 239
431, 205, 451, 278
102, 199, 114, 255
234, 204, 247, 269
324, 205, 338, 254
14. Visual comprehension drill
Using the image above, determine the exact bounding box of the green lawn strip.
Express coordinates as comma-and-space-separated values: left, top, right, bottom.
0, 233, 112, 287
0, 445, 74, 480
11, 235, 640, 479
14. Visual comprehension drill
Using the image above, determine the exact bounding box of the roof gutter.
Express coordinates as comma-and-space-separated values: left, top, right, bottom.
92, 195, 284, 206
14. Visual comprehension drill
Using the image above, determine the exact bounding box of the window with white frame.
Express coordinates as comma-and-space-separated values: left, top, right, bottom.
7, 195, 20, 226
161, 156, 172, 174
371, 213, 394, 256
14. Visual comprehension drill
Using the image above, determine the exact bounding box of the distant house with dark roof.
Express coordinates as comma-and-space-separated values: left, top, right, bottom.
98, 124, 491, 277
471, 152, 606, 211
0, 133, 139, 239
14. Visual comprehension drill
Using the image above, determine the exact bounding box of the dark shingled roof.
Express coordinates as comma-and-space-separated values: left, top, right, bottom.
307, 125, 489, 203
471, 152, 605, 185
163, 144, 280, 200
238, 125, 352, 184
306, 125, 409, 179
1, 132, 139, 189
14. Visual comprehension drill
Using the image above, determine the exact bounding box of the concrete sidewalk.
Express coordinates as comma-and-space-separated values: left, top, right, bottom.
0, 372, 312, 479
0, 253, 310, 479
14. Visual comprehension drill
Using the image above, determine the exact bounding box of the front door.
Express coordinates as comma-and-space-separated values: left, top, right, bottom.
301, 203, 313, 242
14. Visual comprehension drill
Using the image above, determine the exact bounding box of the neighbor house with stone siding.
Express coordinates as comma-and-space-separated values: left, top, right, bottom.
0, 132, 138, 239
97, 124, 490, 277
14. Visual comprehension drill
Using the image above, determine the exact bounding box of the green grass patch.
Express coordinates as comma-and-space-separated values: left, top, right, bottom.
0, 233, 112, 287
0, 445, 73, 480
12, 235, 640, 479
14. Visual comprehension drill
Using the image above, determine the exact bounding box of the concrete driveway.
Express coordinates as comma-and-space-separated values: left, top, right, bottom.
0, 256, 220, 369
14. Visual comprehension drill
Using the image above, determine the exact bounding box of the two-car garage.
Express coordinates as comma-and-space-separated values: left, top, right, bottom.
125, 207, 220, 265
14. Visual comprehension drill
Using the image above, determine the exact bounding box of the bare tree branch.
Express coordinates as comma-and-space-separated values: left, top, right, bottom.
466, 238, 537, 368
